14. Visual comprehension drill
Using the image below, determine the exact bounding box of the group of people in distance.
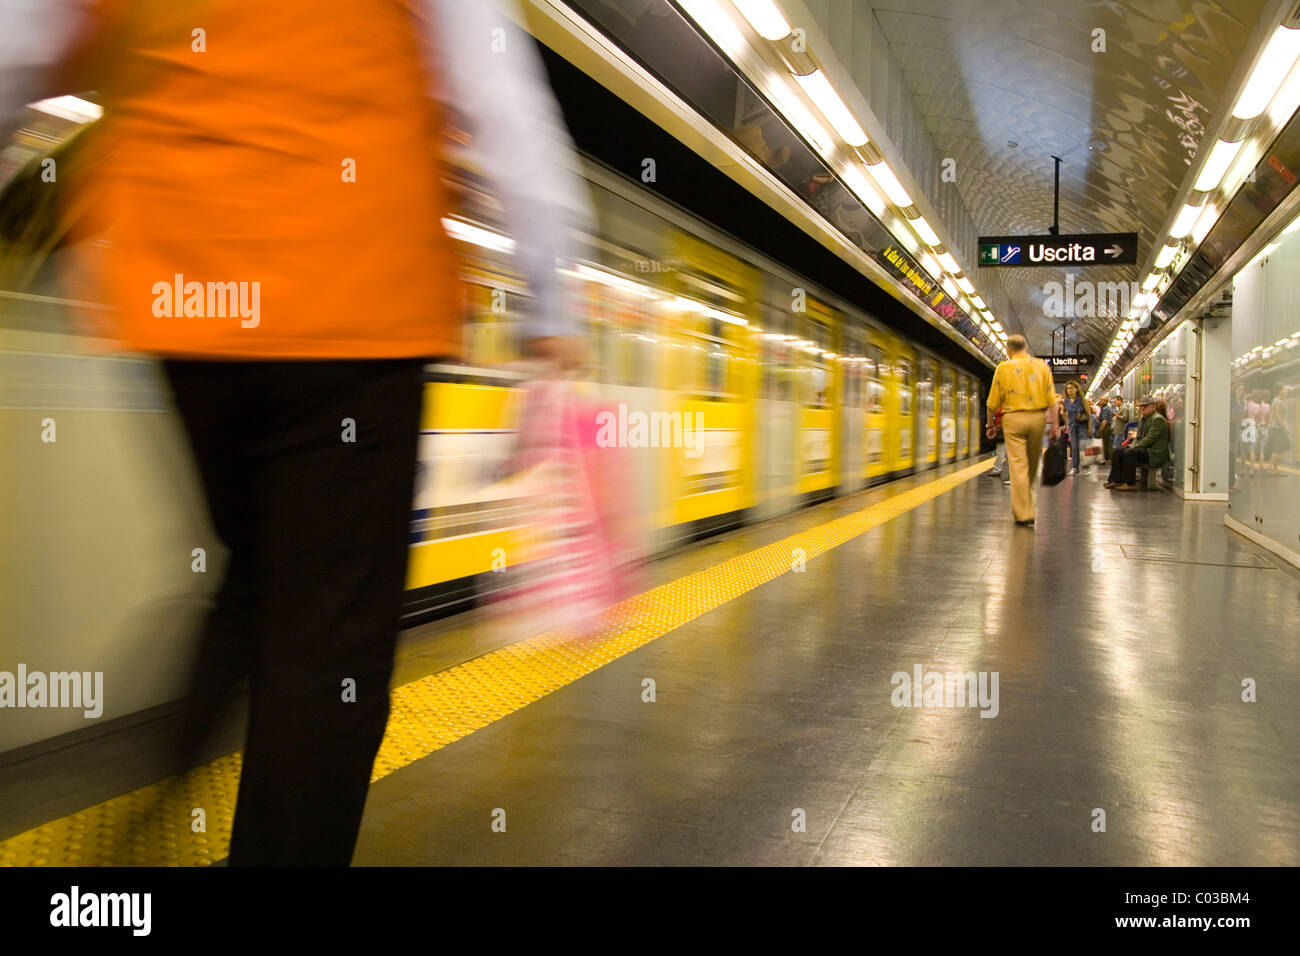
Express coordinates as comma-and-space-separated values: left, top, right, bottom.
1230, 382, 1292, 488
985, 336, 1173, 525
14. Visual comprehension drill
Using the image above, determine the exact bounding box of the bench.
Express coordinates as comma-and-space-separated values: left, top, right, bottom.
1134, 456, 1173, 491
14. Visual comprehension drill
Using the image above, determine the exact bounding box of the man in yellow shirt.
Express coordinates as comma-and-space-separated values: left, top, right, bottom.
986, 335, 1059, 525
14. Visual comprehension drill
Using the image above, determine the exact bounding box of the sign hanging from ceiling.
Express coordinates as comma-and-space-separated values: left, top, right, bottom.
977, 233, 1139, 267
1047, 355, 1095, 374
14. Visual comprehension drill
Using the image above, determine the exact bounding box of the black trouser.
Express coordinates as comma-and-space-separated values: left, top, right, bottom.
164, 358, 425, 866
1108, 445, 1150, 485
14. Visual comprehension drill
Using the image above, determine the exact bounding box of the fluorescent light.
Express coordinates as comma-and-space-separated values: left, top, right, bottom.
937, 252, 960, 273
840, 166, 887, 216
920, 252, 940, 277
1267, 51, 1300, 125
1233, 25, 1300, 119
442, 217, 515, 252
909, 215, 941, 246
956, 276, 975, 294
1194, 139, 1243, 192
970, 295, 986, 310
1169, 203, 1202, 239
991, 321, 1003, 332
733, 0, 791, 40
795, 70, 869, 147
1141, 273, 1159, 292
29, 95, 102, 123
1191, 202, 1219, 244
941, 276, 959, 298
677, 0, 746, 57
865, 161, 913, 206
562, 264, 658, 298
767, 78, 834, 154
674, 295, 748, 326
1153, 244, 1178, 269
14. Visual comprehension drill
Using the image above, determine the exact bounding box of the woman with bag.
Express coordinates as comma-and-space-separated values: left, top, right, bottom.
1062, 381, 1093, 475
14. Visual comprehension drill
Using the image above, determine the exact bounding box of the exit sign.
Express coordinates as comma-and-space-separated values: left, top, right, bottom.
978, 233, 1138, 267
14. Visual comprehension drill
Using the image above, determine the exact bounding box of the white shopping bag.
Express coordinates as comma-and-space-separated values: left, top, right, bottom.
1081, 438, 1103, 463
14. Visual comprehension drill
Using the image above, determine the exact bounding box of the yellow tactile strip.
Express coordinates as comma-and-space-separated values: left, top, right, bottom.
0, 459, 991, 866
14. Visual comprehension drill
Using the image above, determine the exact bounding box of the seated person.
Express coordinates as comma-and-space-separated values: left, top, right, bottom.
1105, 395, 1170, 491
1111, 409, 1136, 451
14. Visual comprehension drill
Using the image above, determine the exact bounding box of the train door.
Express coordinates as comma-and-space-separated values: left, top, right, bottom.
864, 332, 889, 482
892, 341, 916, 474
796, 300, 838, 499
919, 358, 938, 467
939, 365, 957, 463
756, 286, 797, 521
665, 230, 759, 531
970, 374, 985, 455
956, 374, 970, 459
839, 322, 865, 494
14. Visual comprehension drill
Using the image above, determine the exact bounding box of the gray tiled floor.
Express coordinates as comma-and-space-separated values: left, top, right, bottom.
353, 463, 1300, 866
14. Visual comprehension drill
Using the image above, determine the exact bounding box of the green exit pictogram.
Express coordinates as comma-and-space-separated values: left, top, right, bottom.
979, 244, 1000, 265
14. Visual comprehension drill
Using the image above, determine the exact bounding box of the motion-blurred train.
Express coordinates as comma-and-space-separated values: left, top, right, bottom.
411, 156, 989, 620
0, 120, 990, 747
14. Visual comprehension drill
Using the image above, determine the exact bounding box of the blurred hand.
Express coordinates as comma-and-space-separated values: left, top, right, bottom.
528, 336, 584, 373
985, 425, 997, 440
1049, 426, 1060, 441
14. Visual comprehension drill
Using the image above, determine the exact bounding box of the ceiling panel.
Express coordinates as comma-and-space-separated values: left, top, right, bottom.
864, 0, 1268, 356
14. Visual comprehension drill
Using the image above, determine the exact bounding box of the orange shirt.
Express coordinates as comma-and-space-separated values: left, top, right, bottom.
69, 0, 460, 359
987, 353, 1054, 412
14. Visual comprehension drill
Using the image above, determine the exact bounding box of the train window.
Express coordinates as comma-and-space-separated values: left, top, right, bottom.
800, 316, 832, 407
919, 361, 936, 417
840, 327, 862, 408
897, 358, 913, 416
757, 304, 781, 400
866, 346, 885, 412
674, 306, 741, 398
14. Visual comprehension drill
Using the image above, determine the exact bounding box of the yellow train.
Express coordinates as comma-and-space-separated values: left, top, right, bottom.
407, 158, 989, 621
0, 138, 988, 748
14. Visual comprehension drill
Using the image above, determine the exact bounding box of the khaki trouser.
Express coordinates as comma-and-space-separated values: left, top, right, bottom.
1002, 409, 1047, 522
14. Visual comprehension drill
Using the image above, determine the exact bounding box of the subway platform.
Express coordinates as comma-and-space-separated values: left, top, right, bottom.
2, 457, 1297, 866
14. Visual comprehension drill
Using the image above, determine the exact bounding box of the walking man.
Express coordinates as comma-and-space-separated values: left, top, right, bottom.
986, 335, 1057, 526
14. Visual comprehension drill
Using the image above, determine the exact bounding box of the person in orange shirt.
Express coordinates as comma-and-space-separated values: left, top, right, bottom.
985, 335, 1058, 526
4, 0, 592, 864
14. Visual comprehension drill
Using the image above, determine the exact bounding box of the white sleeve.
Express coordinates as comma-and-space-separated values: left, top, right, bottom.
421, 0, 595, 340
0, 0, 96, 142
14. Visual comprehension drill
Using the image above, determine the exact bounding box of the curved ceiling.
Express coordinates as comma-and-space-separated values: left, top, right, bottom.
862, 0, 1270, 357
